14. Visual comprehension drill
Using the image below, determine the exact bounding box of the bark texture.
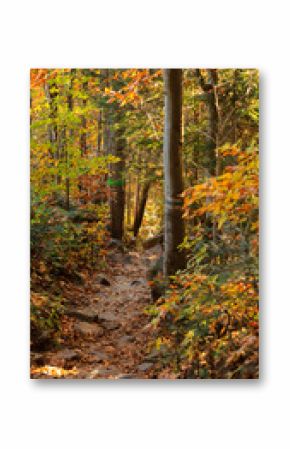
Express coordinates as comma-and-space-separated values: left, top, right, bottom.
44, 77, 60, 186
133, 180, 151, 237
65, 69, 75, 210
195, 69, 219, 176
80, 77, 88, 156
110, 127, 125, 240
163, 69, 186, 277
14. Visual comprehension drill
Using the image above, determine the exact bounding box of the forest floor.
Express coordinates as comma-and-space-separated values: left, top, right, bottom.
31, 245, 161, 379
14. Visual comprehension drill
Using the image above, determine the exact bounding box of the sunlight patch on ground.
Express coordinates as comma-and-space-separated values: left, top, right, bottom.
31, 365, 78, 378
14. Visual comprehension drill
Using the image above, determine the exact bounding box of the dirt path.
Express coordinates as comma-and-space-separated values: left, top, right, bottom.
31, 247, 160, 379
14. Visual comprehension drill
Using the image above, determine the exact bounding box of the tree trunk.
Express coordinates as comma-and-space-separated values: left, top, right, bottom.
207, 70, 219, 240
232, 69, 239, 144
65, 69, 75, 210
103, 69, 126, 240
204, 69, 219, 176
126, 173, 132, 228
80, 77, 88, 156
44, 76, 60, 186
195, 69, 219, 176
163, 69, 186, 277
207, 69, 219, 176
133, 180, 151, 237
109, 129, 125, 240
100, 69, 112, 207
97, 110, 102, 155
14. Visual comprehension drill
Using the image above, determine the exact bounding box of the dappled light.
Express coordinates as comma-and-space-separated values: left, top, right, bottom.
30, 68, 259, 379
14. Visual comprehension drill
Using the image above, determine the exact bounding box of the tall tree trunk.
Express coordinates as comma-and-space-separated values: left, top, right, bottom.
103, 69, 126, 239
207, 70, 219, 241
65, 69, 75, 210
97, 110, 102, 155
163, 69, 186, 277
232, 69, 239, 144
102, 69, 112, 174
109, 128, 125, 240
195, 69, 220, 239
133, 150, 141, 230
44, 75, 60, 186
207, 69, 220, 176
126, 172, 132, 228
134, 179, 140, 228
195, 69, 219, 176
79, 76, 88, 201
133, 180, 151, 237
101, 70, 113, 210
80, 77, 88, 156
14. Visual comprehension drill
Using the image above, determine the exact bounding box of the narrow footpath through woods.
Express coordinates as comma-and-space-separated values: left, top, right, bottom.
31, 246, 161, 379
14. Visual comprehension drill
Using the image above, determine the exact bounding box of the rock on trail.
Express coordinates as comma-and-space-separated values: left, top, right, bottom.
31, 247, 161, 379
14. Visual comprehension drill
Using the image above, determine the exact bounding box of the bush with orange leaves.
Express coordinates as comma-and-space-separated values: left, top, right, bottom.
148, 144, 259, 379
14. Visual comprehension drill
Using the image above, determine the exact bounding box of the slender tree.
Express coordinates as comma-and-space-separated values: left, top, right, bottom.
195, 69, 219, 176
97, 110, 102, 155
65, 69, 76, 210
44, 74, 60, 187
133, 179, 151, 237
163, 69, 186, 277
109, 123, 125, 239
80, 74, 88, 156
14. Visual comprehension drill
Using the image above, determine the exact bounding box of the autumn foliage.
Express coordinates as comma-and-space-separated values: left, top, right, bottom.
30, 68, 259, 379
149, 143, 259, 378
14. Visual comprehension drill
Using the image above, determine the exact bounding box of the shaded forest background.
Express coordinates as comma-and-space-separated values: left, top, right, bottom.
30, 68, 259, 379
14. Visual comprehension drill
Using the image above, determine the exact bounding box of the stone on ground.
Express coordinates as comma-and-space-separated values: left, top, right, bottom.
74, 322, 104, 338
117, 335, 135, 346
67, 307, 99, 323
50, 349, 80, 366
137, 362, 153, 372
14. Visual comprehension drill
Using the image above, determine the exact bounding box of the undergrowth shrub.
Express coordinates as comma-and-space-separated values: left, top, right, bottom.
148, 144, 259, 379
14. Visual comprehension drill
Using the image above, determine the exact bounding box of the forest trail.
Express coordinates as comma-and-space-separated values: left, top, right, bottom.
30, 69, 259, 380
31, 246, 161, 379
